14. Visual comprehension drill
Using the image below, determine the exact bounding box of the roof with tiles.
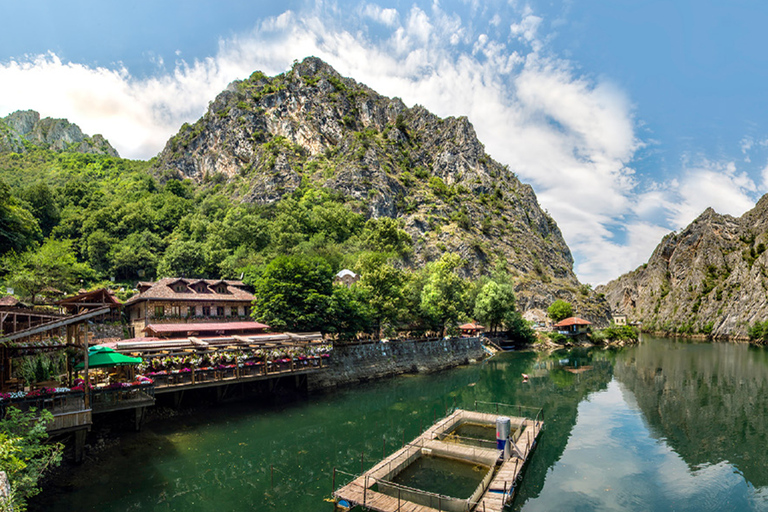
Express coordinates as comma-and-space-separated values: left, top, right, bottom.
553, 317, 592, 327
124, 278, 254, 306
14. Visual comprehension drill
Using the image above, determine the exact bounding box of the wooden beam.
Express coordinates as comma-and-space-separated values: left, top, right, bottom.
0, 307, 111, 343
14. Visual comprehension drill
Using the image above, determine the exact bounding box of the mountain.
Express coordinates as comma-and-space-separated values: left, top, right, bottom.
153, 57, 610, 323
598, 196, 768, 338
0, 110, 118, 157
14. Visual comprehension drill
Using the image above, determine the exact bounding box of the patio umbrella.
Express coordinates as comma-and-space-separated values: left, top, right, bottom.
75, 345, 143, 369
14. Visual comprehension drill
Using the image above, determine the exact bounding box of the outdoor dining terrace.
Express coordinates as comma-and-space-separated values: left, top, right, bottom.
132, 342, 332, 393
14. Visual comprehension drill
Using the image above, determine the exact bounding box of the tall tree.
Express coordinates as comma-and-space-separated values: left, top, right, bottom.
2, 239, 92, 303
246, 255, 334, 332
0, 181, 40, 255
474, 279, 517, 333
548, 299, 573, 323
356, 254, 408, 338
420, 253, 469, 337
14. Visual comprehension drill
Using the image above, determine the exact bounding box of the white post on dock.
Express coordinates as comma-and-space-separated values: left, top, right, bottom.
496, 416, 512, 460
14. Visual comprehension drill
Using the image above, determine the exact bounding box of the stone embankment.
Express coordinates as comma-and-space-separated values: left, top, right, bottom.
308, 337, 485, 390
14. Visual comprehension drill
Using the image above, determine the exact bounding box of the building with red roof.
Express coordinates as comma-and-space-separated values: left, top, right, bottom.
459, 322, 485, 336
553, 317, 592, 335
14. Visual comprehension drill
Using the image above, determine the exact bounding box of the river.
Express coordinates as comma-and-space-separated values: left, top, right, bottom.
30, 336, 768, 511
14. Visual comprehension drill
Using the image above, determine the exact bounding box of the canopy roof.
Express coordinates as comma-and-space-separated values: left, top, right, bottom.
75, 345, 142, 369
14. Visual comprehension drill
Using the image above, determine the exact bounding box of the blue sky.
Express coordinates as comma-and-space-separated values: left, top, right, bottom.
2, 0, 768, 285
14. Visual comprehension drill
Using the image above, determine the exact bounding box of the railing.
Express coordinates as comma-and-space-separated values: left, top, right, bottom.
472, 401, 543, 422
90, 385, 155, 412
333, 468, 474, 512
0, 392, 91, 432
148, 355, 328, 390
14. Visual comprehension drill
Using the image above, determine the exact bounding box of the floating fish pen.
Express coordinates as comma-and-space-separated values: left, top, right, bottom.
333, 402, 543, 512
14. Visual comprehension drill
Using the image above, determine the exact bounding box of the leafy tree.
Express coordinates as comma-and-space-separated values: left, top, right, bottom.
505, 310, 537, 344
157, 239, 207, 278
20, 182, 60, 237
361, 217, 412, 256
547, 299, 573, 323
0, 408, 62, 511
326, 285, 373, 341
2, 239, 92, 303
420, 253, 469, 336
109, 230, 164, 280
356, 254, 408, 338
246, 255, 335, 332
0, 181, 40, 255
474, 279, 516, 333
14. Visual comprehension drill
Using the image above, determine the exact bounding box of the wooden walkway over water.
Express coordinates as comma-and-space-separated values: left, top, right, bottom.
334, 407, 543, 512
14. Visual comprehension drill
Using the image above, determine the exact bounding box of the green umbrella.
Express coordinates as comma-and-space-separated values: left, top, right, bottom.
75, 345, 142, 369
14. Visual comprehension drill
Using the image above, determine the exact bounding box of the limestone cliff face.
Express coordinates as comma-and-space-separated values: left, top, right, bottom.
155, 57, 610, 324
598, 196, 768, 338
0, 110, 119, 156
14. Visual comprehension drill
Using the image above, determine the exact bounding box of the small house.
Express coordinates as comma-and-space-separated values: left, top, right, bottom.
553, 317, 592, 336
334, 269, 359, 287
459, 322, 485, 336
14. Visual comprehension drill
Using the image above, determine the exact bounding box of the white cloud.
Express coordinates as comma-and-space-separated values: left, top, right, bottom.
0, 2, 756, 285
362, 4, 399, 26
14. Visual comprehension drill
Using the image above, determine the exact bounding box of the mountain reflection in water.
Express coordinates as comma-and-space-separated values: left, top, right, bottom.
29, 337, 768, 512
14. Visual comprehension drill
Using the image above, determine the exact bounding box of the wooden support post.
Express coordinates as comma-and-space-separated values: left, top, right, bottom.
74, 428, 87, 464
134, 407, 145, 431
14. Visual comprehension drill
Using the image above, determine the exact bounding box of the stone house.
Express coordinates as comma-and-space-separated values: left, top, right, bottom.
333, 269, 359, 287
124, 278, 255, 336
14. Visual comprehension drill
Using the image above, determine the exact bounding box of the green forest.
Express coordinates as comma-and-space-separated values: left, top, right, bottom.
0, 146, 533, 340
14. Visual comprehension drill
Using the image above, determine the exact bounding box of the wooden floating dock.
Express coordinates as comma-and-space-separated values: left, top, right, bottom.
334, 406, 543, 512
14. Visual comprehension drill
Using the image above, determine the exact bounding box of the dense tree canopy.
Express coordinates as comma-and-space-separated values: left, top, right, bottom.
246, 255, 336, 332
0, 146, 541, 342
420, 253, 469, 336
548, 299, 573, 323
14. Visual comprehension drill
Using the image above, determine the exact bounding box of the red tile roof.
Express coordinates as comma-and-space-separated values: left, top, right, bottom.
142, 321, 270, 336
554, 317, 592, 327
459, 322, 485, 330
124, 278, 254, 306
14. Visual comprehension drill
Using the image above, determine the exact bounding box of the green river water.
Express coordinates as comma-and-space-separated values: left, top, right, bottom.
30, 336, 768, 511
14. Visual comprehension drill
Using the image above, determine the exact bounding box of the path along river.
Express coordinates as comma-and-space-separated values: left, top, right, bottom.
30, 336, 768, 511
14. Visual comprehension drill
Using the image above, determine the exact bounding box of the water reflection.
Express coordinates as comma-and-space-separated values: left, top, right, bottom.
613, 336, 768, 488
28, 339, 768, 512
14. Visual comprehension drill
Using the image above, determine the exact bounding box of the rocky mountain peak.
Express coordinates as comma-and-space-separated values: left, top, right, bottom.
0, 110, 119, 157
598, 194, 768, 338
154, 57, 611, 324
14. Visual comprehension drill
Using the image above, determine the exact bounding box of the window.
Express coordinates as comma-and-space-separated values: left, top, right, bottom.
154, 306, 164, 317
170, 306, 181, 316
188, 306, 195, 317
217, 285, 228, 294
216, 306, 225, 316
230, 307, 238, 317
202, 306, 211, 316
174, 284, 186, 293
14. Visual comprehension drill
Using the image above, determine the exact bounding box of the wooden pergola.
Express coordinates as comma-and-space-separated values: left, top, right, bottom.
0, 307, 112, 396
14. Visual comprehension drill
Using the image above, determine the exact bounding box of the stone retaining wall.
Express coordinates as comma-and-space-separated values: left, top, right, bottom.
308, 337, 485, 390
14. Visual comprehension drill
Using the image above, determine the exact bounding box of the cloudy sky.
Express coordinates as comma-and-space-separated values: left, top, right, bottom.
2, 1, 768, 285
